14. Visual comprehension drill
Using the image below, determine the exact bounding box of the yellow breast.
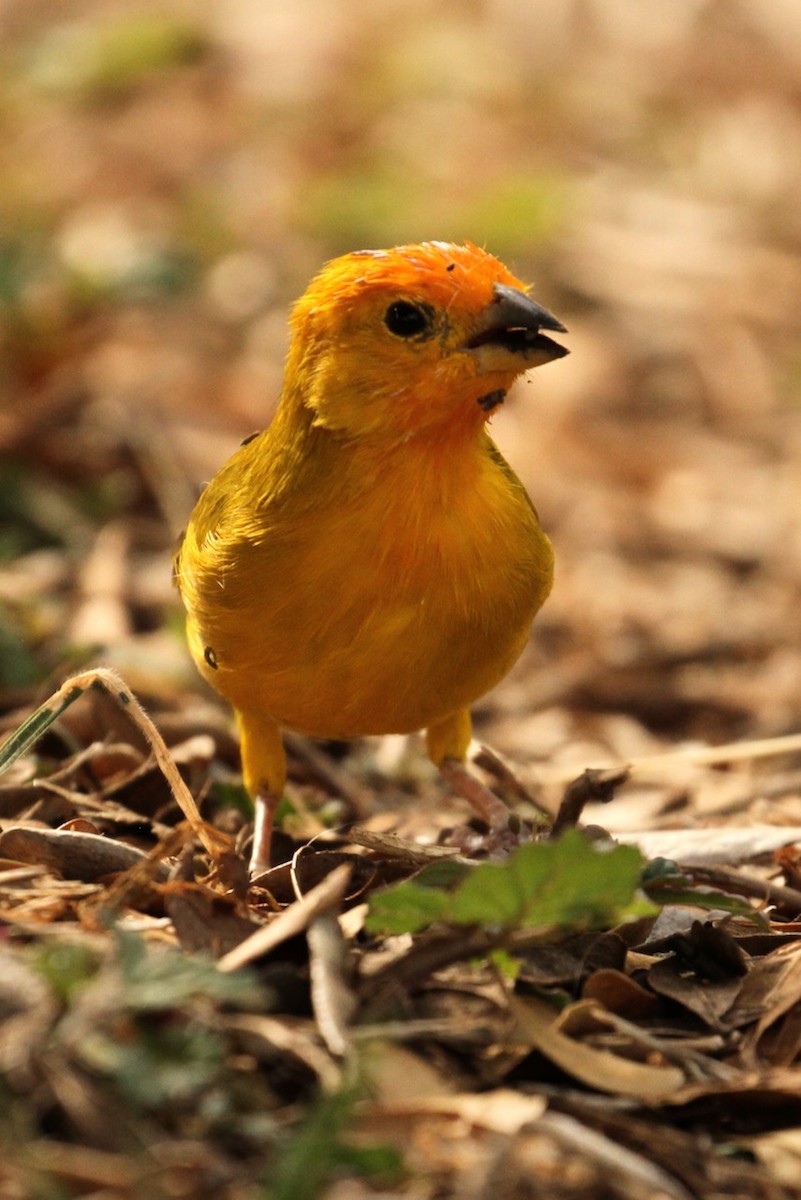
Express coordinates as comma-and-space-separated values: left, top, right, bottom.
179, 428, 552, 739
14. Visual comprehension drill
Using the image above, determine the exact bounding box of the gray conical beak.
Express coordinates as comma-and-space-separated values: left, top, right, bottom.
466, 283, 569, 364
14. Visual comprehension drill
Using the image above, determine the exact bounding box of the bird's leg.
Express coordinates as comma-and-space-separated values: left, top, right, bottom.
237, 710, 286, 877
438, 756, 513, 829
249, 791, 277, 876
426, 709, 514, 833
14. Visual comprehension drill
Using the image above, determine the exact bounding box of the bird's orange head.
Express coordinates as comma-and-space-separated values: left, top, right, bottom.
282, 241, 568, 441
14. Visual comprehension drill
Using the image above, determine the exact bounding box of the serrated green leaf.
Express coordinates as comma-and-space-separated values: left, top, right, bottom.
451, 832, 649, 928
364, 880, 451, 935
366, 832, 652, 936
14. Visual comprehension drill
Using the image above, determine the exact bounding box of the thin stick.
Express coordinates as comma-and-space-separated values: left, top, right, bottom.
217, 863, 352, 972
0, 668, 223, 858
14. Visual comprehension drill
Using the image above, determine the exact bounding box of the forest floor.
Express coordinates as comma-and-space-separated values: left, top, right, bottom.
2, 3, 801, 1197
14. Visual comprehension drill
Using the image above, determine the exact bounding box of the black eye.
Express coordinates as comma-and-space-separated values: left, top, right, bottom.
384, 300, 434, 339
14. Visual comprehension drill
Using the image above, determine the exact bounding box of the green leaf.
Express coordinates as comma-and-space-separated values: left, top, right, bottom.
641, 856, 768, 927
643, 880, 769, 927
454, 832, 650, 928
263, 1082, 404, 1200
364, 879, 451, 935
411, 859, 473, 890
113, 929, 261, 1010
366, 831, 652, 936
34, 940, 100, 1002
82, 1020, 225, 1109
487, 947, 522, 980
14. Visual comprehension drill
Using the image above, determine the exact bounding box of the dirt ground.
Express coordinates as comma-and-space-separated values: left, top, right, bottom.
2, 2, 801, 1197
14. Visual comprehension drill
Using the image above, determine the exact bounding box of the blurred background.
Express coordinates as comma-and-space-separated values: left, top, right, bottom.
2, 0, 801, 816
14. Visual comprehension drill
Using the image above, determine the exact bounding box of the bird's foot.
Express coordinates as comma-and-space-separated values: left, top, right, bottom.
439, 757, 510, 827
439, 757, 530, 856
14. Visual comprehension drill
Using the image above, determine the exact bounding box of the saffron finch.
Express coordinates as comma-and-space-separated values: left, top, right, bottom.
175, 242, 568, 873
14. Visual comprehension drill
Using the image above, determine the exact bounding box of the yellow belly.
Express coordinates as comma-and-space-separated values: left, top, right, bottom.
189, 570, 542, 738
181, 434, 553, 738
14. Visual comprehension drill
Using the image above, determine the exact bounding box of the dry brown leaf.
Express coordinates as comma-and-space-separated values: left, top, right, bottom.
511, 996, 687, 1100
0, 826, 171, 883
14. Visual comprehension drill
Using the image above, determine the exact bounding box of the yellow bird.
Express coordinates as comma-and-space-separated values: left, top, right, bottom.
175, 242, 568, 873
